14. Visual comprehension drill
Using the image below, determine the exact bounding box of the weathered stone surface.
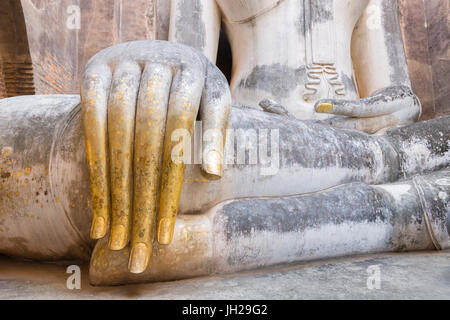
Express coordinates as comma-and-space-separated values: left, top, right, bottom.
424, 0, 450, 116
1, 0, 446, 122
76, 0, 156, 88
0, 0, 157, 97
21, 0, 80, 95
1, 251, 450, 299
0, 0, 34, 97
0, 1, 448, 288
151, 0, 449, 120
156, 0, 171, 41
399, 0, 450, 119
0, 93, 448, 268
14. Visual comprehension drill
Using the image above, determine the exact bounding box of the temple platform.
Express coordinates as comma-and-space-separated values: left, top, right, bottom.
0, 250, 449, 299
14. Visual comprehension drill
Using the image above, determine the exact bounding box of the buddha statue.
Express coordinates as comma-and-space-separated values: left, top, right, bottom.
0, 0, 448, 286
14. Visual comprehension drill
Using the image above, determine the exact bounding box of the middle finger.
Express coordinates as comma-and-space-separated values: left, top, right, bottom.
108, 60, 141, 250
129, 63, 172, 273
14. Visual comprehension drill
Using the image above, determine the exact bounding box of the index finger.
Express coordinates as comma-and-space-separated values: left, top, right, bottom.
200, 62, 232, 179
81, 64, 112, 240
156, 67, 205, 245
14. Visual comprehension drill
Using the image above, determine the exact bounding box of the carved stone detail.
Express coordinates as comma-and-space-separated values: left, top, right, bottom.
303, 0, 345, 100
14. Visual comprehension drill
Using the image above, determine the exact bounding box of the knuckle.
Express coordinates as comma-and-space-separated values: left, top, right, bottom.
84, 64, 110, 80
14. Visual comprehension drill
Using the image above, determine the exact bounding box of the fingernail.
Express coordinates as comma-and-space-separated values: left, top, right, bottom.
109, 225, 128, 250
90, 217, 106, 239
157, 218, 174, 245
204, 150, 222, 178
129, 243, 151, 274
317, 103, 333, 113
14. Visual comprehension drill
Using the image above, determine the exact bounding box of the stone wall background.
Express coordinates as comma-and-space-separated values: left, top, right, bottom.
0, 1, 35, 98
0, 0, 447, 120
0, 0, 159, 97
24, 0, 157, 95
399, 0, 449, 120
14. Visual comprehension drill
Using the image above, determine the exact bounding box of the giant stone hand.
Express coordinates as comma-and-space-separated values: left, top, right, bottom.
81, 40, 231, 273
315, 86, 422, 134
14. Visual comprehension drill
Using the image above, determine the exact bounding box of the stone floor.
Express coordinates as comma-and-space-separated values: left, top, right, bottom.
0, 250, 449, 300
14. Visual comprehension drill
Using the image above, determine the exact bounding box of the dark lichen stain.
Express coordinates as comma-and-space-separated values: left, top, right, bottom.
239, 64, 307, 98
380, 0, 410, 86
341, 73, 357, 96
296, 0, 334, 41
310, 0, 334, 24
175, 0, 206, 51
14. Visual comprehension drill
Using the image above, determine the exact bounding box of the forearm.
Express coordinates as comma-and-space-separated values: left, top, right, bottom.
381, 116, 450, 177
180, 109, 450, 215
352, 0, 411, 98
